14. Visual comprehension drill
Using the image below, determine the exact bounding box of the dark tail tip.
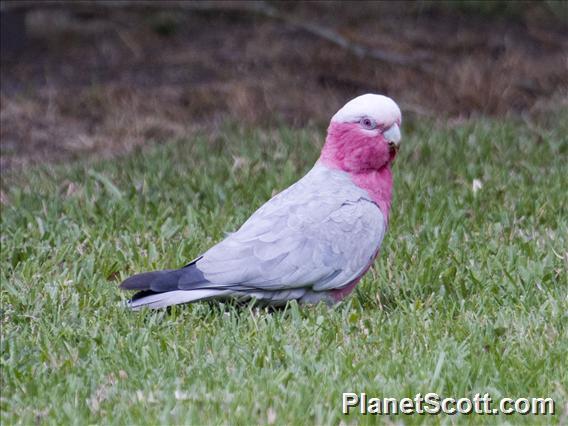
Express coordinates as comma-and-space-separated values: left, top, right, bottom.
120, 271, 162, 291
119, 269, 183, 292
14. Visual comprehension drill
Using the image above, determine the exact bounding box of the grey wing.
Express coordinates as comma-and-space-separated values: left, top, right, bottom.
190, 193, 386, 293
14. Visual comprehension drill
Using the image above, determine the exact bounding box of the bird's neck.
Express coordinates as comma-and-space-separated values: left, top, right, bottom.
320, 127, 394, 221
319, 158, 393, 221
349, 167, 393, 221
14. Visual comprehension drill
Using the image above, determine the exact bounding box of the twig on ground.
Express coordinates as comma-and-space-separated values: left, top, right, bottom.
3, 0, 432, 70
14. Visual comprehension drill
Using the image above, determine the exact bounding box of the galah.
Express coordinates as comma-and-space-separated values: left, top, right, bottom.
120, 94, 402, 309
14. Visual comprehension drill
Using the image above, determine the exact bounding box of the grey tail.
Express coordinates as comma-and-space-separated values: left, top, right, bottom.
119, 260, 224, 309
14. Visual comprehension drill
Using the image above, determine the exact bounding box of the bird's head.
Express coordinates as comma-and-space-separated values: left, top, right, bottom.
320, 94, 402, 173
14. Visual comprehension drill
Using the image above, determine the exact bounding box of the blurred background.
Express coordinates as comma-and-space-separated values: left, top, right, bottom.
1, 0, 566, 171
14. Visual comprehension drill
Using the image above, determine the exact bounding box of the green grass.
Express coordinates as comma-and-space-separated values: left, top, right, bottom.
1, 116, 567, 425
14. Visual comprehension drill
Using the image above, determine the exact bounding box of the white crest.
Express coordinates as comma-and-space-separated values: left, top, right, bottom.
331, 94, 401, 125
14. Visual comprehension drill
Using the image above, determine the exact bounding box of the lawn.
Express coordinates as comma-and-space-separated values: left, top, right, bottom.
1, 115, 567, 424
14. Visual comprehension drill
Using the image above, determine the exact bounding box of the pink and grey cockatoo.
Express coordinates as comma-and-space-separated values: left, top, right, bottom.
120, 94, 402, 309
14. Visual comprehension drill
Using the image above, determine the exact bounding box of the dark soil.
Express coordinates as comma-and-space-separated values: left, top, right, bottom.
1, 1, 567, 170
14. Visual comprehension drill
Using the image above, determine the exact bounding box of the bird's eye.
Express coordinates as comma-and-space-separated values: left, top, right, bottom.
360, 117, 377, 130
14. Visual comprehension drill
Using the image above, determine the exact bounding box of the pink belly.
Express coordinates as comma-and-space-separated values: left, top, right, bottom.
330, 277, 362, 301
329, 246, 382, 302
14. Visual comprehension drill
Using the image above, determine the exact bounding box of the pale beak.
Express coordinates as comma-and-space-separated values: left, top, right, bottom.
384, 123, 401, 148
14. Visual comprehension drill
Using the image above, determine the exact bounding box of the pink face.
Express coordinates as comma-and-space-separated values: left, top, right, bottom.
319, 117, 401, 173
